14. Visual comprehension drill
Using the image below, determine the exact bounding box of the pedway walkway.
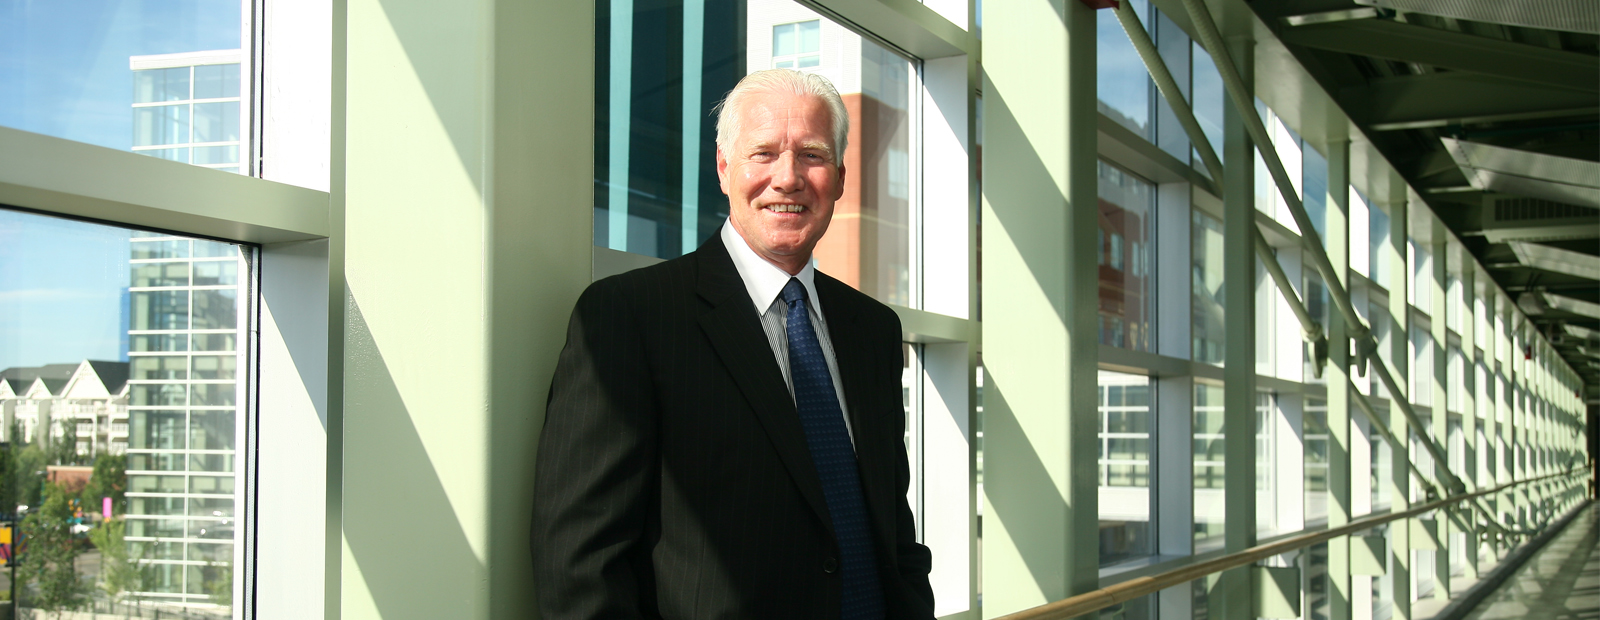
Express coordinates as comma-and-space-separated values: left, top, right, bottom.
1460, 502, 1599, 620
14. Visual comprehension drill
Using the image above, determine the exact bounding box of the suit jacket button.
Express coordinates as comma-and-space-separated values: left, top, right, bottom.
823, 557, 838, 574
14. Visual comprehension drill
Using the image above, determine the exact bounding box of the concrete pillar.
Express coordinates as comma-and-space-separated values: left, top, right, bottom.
979, 0, 1100, 615
335, 0, 594, 618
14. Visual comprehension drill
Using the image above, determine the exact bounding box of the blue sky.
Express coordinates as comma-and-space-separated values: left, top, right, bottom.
0, 209, 131, 371
0, 0, 238, 371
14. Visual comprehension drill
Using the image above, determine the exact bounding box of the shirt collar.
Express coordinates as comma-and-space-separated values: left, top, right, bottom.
721, 219, 821, 317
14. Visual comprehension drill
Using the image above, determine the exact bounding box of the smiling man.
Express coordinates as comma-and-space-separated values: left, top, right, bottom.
532, 69, 935, 620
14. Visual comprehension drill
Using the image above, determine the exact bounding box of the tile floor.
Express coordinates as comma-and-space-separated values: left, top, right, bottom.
1461, 502, 1599, 620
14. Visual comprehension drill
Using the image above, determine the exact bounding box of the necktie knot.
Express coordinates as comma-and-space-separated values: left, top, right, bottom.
781, 277, 807, 306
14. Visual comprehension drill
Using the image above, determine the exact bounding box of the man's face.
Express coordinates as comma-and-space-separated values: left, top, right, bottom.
717, 90, 845, 274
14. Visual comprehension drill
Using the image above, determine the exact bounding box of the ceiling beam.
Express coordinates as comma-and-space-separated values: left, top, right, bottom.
1343, 73, 1600, 130
1280, 19, 1599, 91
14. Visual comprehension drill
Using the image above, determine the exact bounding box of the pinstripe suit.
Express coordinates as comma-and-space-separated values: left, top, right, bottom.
531, 233, 934, 619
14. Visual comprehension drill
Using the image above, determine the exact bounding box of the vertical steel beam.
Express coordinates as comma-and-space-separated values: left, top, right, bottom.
1217, 32, 1258, 620
1325, 139, 1354, 620
1386, 196, 1412, 620
1429, 224, 1451, 600
979, 0, 1100, 615
1460, 258, 1480, 582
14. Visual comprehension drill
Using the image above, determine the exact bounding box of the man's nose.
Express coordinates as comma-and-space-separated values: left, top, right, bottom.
769, 152, 805, 192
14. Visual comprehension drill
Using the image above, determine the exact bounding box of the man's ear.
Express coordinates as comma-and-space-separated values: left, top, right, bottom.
716, 148, 732, 195
831, 164, 847, 201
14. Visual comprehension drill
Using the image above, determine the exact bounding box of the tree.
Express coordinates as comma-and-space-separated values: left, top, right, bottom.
88, 518, 140, 608
79, 453, 126, 518
202, 561, 232, 610
11, 444, 48, 513
47, 420, 82, 467
20, 482, 89, 614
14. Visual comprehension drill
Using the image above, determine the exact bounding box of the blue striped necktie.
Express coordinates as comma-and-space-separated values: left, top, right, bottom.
781, 278, 885, 620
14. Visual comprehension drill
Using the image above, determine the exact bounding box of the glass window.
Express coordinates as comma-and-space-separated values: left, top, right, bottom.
596, 0, 920, 309
1304, 398, 1329, 524
1096, 0, 1152, 139
2, 207, 250, 609
1191, 44, 1225, 168
1099, 371, 1152, 565
1192, 209, 1226, 364
772, 20, 821, 68
1193, 381, 1225, 550
1098, 161, 1153, 351
0, 0, 245, 171
131, 290, 190, 331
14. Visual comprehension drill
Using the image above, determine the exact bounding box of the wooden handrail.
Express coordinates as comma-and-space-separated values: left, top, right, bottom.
991, 467, 1588, 620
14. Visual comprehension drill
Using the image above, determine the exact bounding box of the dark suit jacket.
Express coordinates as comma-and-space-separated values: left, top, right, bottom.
532, 233, 935, 619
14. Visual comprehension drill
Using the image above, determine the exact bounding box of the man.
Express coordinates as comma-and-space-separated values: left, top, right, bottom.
531, 69, 935, 619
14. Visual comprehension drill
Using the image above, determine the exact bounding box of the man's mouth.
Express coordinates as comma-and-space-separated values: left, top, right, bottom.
765, 204, 806, 214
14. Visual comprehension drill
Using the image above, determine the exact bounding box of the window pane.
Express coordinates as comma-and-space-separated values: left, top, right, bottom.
798, 20, 820, 53
1192, 209, 1226, 364
1194, 381, 1225, 550
0, 4, 244, 173
190, 410, 235, 450
192, 289, 237, 329
131, 290, 190, 330
1099, 371, 1152, 565
1098, 161, 1153, 351
773, 23, 796, 56
131, 356, 188, 380
596, 2, 920, 309
134, 67, 192, 104
192, 101, 240, 143
1096, 1, 1151, 138
1, 207, 250, 609
131, 411, 187, 448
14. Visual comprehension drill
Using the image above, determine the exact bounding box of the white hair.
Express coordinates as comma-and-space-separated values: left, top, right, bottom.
713, 69, 850, 160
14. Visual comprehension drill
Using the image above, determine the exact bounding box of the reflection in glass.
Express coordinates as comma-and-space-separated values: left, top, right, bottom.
1305, 398, 1329, 526
1192, 210, 1225, 364
596, 1, 919, 309
1193, 382, 1225, 550
1098, 161, 1153, 351
1099, 371, 1152, 565
1096, 1, 1151, 138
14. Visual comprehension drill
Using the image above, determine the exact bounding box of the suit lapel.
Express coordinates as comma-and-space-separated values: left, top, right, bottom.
694, 236, 834, 533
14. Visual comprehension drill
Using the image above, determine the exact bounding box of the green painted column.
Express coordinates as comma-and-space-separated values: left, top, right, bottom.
1215, 33, 1257, 620
979, 0, 1100, 616
335, 1, 594, 618
1429, 224, 1450, 601
1324, 139, 1354, 620
1459, 256, 1479, 582
1385, 195, 1411, 620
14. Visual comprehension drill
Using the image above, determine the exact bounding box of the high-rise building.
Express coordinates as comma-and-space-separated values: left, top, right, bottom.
124, 230, 244, 605
129, 50, 244, 174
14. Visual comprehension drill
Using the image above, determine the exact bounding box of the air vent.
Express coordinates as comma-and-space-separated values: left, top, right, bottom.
1481, 197, 1599, 243
1494, 198, 1594, 221
1355, 0, 1599, 35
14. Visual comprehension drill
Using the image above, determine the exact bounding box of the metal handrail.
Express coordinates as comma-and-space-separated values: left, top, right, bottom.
991, 467, 1588, 620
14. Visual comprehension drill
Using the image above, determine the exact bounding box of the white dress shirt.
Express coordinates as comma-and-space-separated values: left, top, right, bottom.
720, 220, 855, 446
